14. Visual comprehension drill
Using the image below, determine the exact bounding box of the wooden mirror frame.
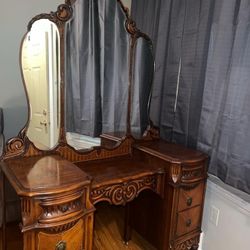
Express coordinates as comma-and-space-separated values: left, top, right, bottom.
1, 0, 159, 162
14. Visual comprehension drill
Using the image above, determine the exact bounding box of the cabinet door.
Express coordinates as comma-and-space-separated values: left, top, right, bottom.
37, 219, 84, 250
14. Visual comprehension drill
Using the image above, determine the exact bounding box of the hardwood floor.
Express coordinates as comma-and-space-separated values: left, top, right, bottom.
0, 203, 156, 250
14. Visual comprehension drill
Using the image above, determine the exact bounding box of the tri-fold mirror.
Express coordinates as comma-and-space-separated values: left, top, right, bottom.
20, 0, 155, 151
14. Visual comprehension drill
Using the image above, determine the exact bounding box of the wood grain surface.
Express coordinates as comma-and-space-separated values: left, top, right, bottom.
0, 203, 156, 250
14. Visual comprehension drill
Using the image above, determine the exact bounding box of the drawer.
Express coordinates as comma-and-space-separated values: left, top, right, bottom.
178, 182, 204, 211
37, 219, 84, 250
176, 206, 201, 237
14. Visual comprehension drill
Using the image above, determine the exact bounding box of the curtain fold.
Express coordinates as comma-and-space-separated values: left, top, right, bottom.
132, 0, 214, 146
132, 0, 250, 194
197, 0, 250, 193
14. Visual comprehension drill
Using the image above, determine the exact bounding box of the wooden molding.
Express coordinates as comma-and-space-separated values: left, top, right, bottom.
91, 175, 158, 205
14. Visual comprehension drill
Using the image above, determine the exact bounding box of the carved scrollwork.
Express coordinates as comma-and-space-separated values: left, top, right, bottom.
175, 235, 199, 250
43, 220, 78, 234
126, 19, 139, 36
170, 164, 205, 187
39, 199, 82, 222
182, 168, 203, 181
4, 128, 26, 159
27, 1, 73, 31
91, 176, 157, 205
125, 16, 153, 44
117, 0, 143, 39
142, 123, 160, 140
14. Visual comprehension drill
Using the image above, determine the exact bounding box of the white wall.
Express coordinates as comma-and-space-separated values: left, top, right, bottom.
0, 0, 63, 225
122, 0, 132, 10
201, 175, 250, 250
0, 0, 62, 140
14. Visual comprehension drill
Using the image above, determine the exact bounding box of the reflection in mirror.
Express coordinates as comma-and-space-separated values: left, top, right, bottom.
131, 37, 154, 138
65, 0, 130, 150
21, 19, 60, 150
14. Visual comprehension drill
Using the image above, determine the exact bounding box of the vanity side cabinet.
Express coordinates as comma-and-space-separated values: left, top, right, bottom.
1, 155, 95, 250
167, 162, 208, 250
24, 187, 95, 250
130, 141, 208, 250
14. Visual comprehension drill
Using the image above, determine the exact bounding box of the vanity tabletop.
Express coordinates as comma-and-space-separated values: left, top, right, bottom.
134, 140, 208, 164
76, 156, 164, 188
0, 154, 90, 197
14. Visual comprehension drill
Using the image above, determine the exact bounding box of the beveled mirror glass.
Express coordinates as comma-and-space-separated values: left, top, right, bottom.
21, 19, 60, 150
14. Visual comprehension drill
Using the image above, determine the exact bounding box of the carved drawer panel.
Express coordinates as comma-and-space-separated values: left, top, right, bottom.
37, 219, 83, 250
176, 206, 201, 238
178, 182, 204, 212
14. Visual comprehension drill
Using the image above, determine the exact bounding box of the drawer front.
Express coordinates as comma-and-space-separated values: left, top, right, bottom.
178, 182, 204, 211
37, 219, 83, 250
176, 206, 201, 237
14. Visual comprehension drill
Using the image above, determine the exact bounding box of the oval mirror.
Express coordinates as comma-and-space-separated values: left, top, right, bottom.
21, 19, 60, 150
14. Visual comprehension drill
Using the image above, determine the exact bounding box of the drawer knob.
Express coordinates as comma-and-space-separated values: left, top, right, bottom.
56, 241, 66, 250
186, 219, 192, 227
186, 197, 193, 206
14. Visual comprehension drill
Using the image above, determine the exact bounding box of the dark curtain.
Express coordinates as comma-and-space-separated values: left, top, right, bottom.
197, 0, 250, 193
130, 37, 155, 136
66, 0, 130, 137
132, 0, 214, 147
132, 0, 250, 194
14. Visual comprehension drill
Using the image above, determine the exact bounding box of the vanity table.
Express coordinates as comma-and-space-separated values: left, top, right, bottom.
0, 1, 208, 250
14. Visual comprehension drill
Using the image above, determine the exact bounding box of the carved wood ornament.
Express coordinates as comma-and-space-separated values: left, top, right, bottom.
91, 175, 158, 205
175, 235, 200, 250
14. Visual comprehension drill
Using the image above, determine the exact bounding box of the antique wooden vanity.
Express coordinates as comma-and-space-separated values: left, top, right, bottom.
0, 1, 208, 250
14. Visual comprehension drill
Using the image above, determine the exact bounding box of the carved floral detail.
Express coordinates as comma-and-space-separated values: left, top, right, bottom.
27, 2, 73, 31
126, 19, 139, 35
182, 168, 202, 181
44, 220, 78, 234
175, 236, 199, 250
3, 128, 26, 159
91, 176, 157, 205
39, 199, 82, 220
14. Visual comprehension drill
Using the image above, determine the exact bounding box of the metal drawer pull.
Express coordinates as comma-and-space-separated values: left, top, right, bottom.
56, 241, 66, 250
186, 219, 192, 227
186, 197, 193, 206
